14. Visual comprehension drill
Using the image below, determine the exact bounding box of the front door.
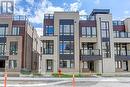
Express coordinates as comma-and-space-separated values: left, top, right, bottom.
0, 60, 5, 72
123, 61, 128, 71
46, 60, 53, 72
88, 61, 94, 71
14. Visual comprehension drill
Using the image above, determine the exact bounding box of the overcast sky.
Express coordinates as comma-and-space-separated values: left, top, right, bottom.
14, 0, 130, 36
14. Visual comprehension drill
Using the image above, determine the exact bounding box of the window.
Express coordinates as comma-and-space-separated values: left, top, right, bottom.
115, 61, 122, 69
9, 60, 17, 69
43, 40, 54, 54
44, 26, 54, 36
60, 60, 74, 68
101, 22, 109, 38
1, 1, 13, 14
10, 42, 18, 55
60, 25, 74, 35
0, 25, 8, 36
60, 41, 74, 54
12, 27, 19, 35
0, 43, 6, 55
82, 27, 86, 36
114, 43, 127, 56
101, 21, 111, 58
81, 27, 96, 37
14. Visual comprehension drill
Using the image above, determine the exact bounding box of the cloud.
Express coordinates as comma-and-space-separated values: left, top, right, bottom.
70, 0, 81, 11
25, 0, 34, 5
94, 0, 100, 5
79, 10, 87, 15
124, 10, 129, 14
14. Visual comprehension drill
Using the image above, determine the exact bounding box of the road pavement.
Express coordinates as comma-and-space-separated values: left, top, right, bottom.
0, 77, 130, 87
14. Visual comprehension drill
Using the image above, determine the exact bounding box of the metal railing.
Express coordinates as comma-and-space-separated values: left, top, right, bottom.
80, 49, 100, 55
13, 15, 27, 21
80, 15, 95, 20
114, 31, 130, 38
113, 21, 124, 26
44, 14, 54, 19
114, 50, 130, 56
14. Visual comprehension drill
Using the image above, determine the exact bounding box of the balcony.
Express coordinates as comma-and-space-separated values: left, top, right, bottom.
44, 14, 54, 19
80, 15, 95, 20
0, 52, 8, 60
113, 31, 130, 43
13, 15, 27, 21
80, 49, 102, 61
115, 50, 130, 60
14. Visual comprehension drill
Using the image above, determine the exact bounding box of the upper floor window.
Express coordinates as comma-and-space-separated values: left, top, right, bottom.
43, 40, 54, 54
12, 27, 20, 35
81, 27, 96, 37
60, 41, 74, 54
44, 26, 54, 36
1, 1, 13, 14
101, 22, 109, 38
0, 43, 6, 55
10, 41, 18, 55
60, 25, 74, 35
0, 24, 8, 36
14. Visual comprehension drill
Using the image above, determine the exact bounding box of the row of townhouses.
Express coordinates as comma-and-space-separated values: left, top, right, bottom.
0, 0, 130, 76
40, 10, 130, 74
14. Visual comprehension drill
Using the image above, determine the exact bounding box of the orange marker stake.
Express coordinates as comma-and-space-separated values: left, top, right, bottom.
72, 74, 76, 87
4, 72, 7, 87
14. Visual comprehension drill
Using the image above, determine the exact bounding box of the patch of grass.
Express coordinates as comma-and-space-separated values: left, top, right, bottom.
52, 73, 81, 78
21, 69, 31, 75
33, 72, 42, 76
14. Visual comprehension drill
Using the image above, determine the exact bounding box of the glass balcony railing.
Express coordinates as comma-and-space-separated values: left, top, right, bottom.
80, 15, 95, 20
80, 49, 100, 55
114, 50, 130, 56
44, 14, 54, 19
114, 31, 130, 38
13, 15, 27, 21
113, 21, 124, 26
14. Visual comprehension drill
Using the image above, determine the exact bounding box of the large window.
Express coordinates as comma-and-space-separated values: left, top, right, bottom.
60, 25, 74, 35
101, 21, 111, 58
81, 27, 96, 37
101, 22, 109, 38
10, 42, 18, 55
43, 40, 54, 54
44, 26, 54, 36
60, 60, 74, 68
0, 25, 8, 36
0, 43, 6, 55
114, 43, 127, 56
60, 41, 74, 54
9, 60, 17, 69
1, 1, 13, 14
12, 27, 19, 35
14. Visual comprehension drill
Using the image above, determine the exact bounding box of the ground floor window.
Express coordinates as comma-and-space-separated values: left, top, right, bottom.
115, 61, 122, 69
9, 60, 17, 69
59, 60, 74, 68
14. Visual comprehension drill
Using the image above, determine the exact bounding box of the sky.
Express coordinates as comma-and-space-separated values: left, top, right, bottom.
14, 0, 130, 36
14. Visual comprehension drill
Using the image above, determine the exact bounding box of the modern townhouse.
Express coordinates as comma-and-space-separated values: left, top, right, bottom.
40, 9, 130, 74
0, 0, 40, 76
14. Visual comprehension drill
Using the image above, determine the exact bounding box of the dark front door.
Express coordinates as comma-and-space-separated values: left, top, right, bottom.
0, 60, 5, 68
46, 60, 53, 72
88, 61, 94, 71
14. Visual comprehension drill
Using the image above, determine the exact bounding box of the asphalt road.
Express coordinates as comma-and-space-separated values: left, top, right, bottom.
0, 77, 130, 87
